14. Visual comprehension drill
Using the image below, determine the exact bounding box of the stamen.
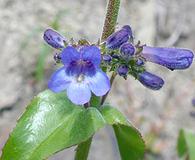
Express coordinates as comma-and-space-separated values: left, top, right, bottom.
77, 74, 84, 82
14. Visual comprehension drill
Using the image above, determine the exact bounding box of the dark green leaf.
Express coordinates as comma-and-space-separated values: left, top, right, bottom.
100, 105, 128, 125
177, 129, 195, 160
74, 137, 92, 160
101, 105, 145, 160
185, 131, 195, 160
1, 90, 105, 160
90, 95, 101, 108
177, 129, 187, 158
113, 125, 145, 160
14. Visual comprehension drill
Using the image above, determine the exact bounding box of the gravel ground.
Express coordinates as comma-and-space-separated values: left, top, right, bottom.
1, 0, 195, 159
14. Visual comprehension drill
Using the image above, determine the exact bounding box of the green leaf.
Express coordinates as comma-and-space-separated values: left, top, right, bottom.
90, 95, 101, 108
1, 90, 106, 160
185, 131, 195, 160
177, 129, 187, 158
74, 137, 92, 160
113, 125, 145, 160
100, 105, 128, 125
177, 129, 195, 160
101, 105, 145, 160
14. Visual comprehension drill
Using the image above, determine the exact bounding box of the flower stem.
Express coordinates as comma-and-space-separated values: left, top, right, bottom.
101, 0, 121, 41
100, 0, 120, 105
74, 137, 93, 160
75, 1, 121, 160
101, 72, 117, 105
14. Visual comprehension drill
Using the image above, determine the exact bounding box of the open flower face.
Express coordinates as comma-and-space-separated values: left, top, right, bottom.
48, 46, 110, 105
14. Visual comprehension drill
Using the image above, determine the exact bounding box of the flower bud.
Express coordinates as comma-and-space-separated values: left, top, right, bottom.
142, 46, 194, 70
120, 42, 135, 60
136, 59, 144, 66
192, 98, 195, 107
43, 29, 66, 49
103, 54, 112, 62
117, 65, 128, 76
106, 25, 132, 49
138, 71, 164, 90
112, 54, 120, 59
122, 25, 132, 36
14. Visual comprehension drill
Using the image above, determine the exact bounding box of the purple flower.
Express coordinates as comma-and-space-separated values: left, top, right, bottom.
142, 46, 194, 70
120, 42, 135, 60
122, 25, 132, 36
43, 29, 66, 49
192, 98, 195, 107
136, 59, 144, 66
112, 54, 120, 59
106, 25, 132, 49
48, 46, 110, 105
103, 54, 112, 63
138, 71, 164, 90
117, 65, 128, 76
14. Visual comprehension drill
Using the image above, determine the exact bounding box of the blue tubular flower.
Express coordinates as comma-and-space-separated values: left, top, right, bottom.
43, 29, 66, 49
142, 46, 194, 70
106, 25, 132, 49
138, 71, 164, 90
48, 46, 110, 105
120, 42, 135, 60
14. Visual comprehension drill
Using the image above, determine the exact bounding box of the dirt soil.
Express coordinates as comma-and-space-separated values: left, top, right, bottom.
1, 0, 195, 159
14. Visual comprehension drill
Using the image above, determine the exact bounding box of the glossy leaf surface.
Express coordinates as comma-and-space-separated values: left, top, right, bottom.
1, 90, 105, 160
101, 106, 145, 160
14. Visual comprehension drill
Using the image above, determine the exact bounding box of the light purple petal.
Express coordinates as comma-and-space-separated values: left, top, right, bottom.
87, 70, 110, 96
67, 82, 91, 105
80, 46, 101, 67
43, 28, 66, 49
48, 67, 71, 93
61, 46, 80, 66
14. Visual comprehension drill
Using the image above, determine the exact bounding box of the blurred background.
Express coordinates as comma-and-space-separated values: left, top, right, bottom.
0, 0, 195, 159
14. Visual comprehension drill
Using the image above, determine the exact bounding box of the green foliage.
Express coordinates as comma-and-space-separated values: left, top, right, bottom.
114, 125, 145, 160
0, 90, 105, 160
90, 95, 101, 108
74, 137, 92, 160
101, 106, 145, 160
177, 129, 195, 160
0, 92, 145, 160
177, 129, 187, 158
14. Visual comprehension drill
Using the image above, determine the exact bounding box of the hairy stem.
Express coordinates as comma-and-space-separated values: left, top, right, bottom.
100, 0, 121, 105
74, 137, 92, 160
101, 0, 121, 41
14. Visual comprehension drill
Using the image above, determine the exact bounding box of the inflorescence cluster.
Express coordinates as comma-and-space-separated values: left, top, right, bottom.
43, 25, 194, 105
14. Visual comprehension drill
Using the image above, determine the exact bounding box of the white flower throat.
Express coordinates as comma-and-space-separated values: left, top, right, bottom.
76, 74, 85, 83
